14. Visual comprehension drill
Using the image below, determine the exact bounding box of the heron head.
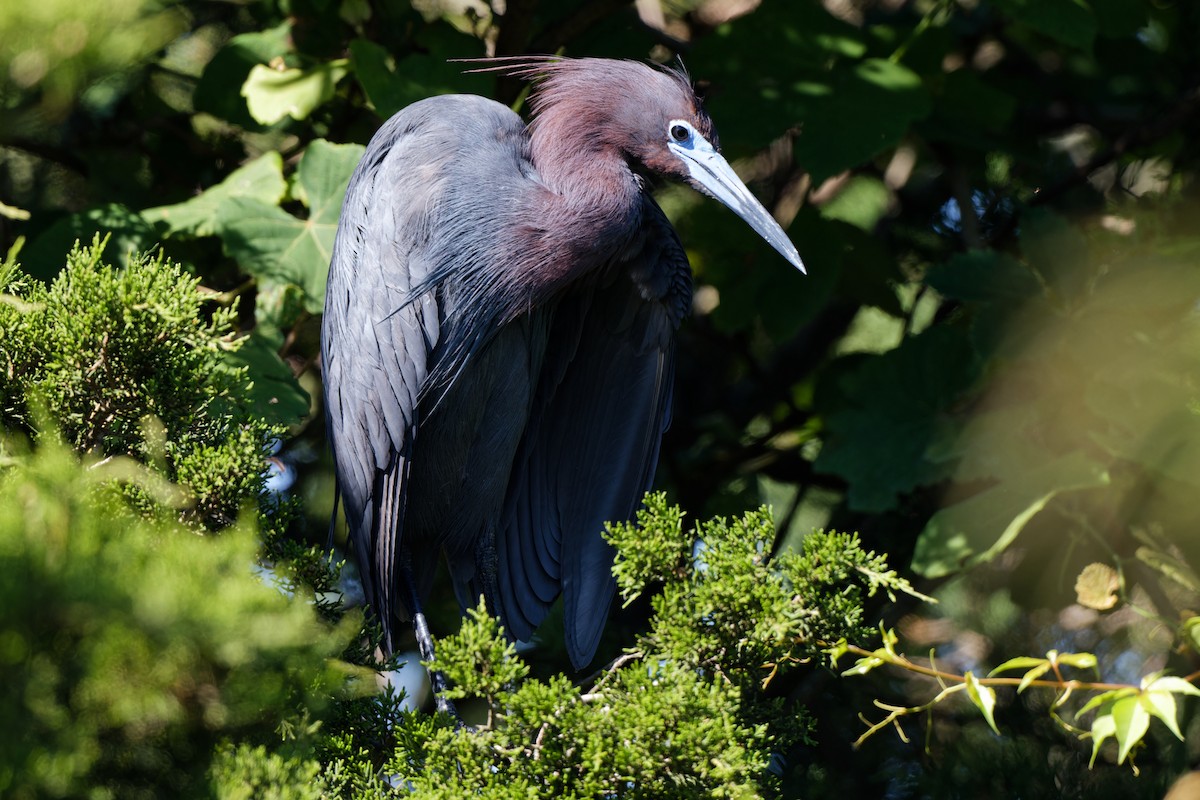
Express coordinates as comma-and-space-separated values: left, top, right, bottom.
518, 57, 805, 273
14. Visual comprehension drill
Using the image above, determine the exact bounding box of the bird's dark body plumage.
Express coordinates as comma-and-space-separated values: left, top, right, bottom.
323, 58, 802, 670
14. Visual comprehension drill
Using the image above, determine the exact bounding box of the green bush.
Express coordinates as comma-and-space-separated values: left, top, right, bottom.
0, 439, 357, 799
0, 236, 280, 528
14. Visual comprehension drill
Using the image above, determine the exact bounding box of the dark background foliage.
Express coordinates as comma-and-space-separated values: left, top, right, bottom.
3, 0, 1200, 796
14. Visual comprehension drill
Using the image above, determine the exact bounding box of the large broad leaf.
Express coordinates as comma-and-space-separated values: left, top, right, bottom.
349, 37, 487, 121
142, 153, 286, 237
225, 332, 311, 427
215, 140, 364, 312
241, 60, 350, 125
911, 450, 1110, 578
814, 325, 978, 512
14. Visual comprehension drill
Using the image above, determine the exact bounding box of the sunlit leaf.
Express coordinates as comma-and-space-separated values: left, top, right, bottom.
1078, 688, 1136, 718
215, 140, 364, 311
1142, 676, 1200, 697
1056, 652, 1098, 671
143, 153, 286, 238
965, 671, 1000, 735
1111, 695, 1149, 764
911, 451, 1109, 578
242, 60, 351, 125
193, 23, 293, 128
1089, 710, 1116, 767
989, 656, 1047, 675
1074, 562, 1120, 610
1139, 689, 1181, 740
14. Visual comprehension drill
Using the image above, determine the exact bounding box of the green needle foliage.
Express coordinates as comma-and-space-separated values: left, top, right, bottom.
0, 236, 280, 528
361, 496, 922, 799
0, 438, 358, 800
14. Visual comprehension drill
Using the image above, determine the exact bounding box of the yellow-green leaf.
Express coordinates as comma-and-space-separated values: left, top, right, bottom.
1089, 710, 1116, 767
990, 656, 1047, 675
1140, 690, 1182, 740
242, 59, 350, 125
1143, 675, 1200, 696
1078, 687, 1136, 718
1111, 695, 1149, 764
965, 671, 1000, 735
1056, 652, 1098, 671
1075, 562, 1119, 610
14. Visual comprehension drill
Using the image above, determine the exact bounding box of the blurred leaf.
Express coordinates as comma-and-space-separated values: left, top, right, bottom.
925, 250, 1040, 304
215, 140, 363, 311
1075, 562, 1119, 610
912, 450, 1109, 578
241, 60, 350, 125
23, 203, 156, 281
1091, 0, 1150, 37
994, 0, 1098, 51
820, 176, 890, 231
793, 59, 931, 184
1020, 208, 1092, 303
930, 70, 1018, 139
193, 23, 293, 128
143, 153, 286, 237
815, 326, 978, 512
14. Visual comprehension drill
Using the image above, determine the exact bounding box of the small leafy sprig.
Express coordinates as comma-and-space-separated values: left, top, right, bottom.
831, 632, 1200, 773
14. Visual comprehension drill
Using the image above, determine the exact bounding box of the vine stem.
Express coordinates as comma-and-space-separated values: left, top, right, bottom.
841, 644, 1200, 692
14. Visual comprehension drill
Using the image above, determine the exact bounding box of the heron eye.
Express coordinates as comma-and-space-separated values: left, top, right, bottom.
669, 123, 690, 143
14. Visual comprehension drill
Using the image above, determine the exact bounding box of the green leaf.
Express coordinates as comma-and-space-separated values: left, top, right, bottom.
223, 332, 311, 427
1139, 690, 1181, 741
792, 59, 932, 184
241, 59, 351, 125
215, 140, 364, 311
925, 250, 1040, 304
1110, 695, 1149, 764
929, 70, 1018, 139
819, 176, 890, 231
1056, 652, 1098, 670
193, 23, 293, 128
994, 0, 1098, 52
911, 450, 1109, 578
1089, 709, 1116, 767
841, 654, 886, 677
815, 326, 978, 513
1142, 676, 1200, 697
22, 203, 157, 281
347, 29, 487, 121
990, 656, 1048, 675
142, 153, 286, 237
965, 671, 1000, 735
1078, 688, 1136, 718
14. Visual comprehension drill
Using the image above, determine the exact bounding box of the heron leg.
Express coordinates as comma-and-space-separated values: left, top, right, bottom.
399, 564, 458, 718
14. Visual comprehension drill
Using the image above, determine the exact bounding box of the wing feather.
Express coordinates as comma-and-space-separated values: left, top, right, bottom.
497, 201, 691, 665
322, 94, 533, 649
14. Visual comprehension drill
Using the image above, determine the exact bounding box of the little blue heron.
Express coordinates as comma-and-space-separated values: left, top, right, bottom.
322, 57, 804, 691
